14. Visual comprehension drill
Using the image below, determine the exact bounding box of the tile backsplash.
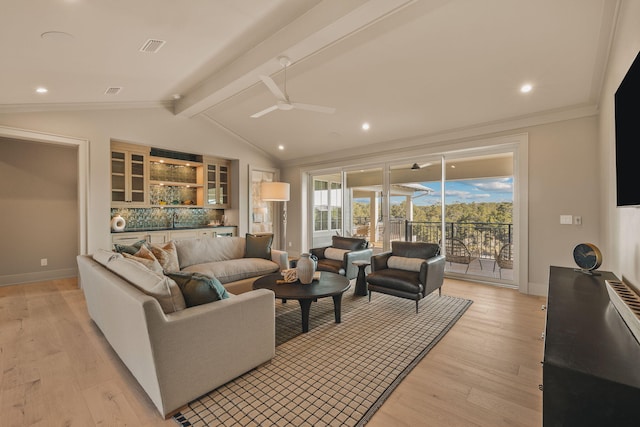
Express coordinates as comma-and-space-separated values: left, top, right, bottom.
110, 207, 224, 231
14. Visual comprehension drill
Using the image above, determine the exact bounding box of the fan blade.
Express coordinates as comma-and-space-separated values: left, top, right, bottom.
250, 104, 279, 118
291, 103, 336, 114
258, 75, 286, 101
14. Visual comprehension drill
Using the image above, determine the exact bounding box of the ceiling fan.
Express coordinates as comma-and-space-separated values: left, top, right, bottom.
250, 56, 336, 118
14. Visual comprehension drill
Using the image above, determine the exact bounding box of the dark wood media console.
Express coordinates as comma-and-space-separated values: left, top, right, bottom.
544, 266, 640, 426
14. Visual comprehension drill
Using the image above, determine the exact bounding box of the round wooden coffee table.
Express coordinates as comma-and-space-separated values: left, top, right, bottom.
253, 272, 351, 333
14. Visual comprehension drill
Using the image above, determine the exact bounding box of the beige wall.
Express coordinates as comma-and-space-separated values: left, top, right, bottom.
281, 115, 600, 295
0, 107, 278, 269
0, 138, 78, 284
599, 0, 640, 287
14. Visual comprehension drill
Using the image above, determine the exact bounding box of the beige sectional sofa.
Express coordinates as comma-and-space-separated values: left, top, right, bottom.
77, 235, 288, 418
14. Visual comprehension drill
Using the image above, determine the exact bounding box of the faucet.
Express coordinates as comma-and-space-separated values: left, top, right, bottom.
172, 211, 177, 229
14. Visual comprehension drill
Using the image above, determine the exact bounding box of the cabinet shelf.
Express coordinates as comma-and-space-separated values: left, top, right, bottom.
149, 180, 203, 188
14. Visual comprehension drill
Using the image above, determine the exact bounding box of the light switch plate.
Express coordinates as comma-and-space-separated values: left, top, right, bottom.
560, 215, 573, 225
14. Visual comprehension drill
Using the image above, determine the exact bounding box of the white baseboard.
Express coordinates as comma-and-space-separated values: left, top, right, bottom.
0, 268, 78, 287
527, 281, 549, 296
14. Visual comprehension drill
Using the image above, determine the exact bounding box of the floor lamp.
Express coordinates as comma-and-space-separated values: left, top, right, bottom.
261, 181, 290, 251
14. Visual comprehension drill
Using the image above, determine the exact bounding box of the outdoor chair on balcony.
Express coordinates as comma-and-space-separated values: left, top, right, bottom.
494, 243, 514, 278
366, 241, 445, 313
442, 238, 479, 274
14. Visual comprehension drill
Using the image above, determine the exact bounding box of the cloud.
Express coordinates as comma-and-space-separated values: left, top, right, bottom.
472, 178, 513, 192
446, 190, 491, 200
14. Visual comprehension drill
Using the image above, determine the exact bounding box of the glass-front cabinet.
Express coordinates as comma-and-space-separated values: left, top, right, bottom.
205, 157, 230, 208
111, 142, 149, 207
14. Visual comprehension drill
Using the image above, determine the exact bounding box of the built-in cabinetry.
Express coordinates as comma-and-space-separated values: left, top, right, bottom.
110, 142, 231, 209
149, 157, 204, 206
543, 266, 640, 426
111, 142, 149, 206
112, 226, 237, 247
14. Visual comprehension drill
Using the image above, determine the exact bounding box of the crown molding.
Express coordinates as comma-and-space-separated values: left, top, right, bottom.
0, 100, 173, 114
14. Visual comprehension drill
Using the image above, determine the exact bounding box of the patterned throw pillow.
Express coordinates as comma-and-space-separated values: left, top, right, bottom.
113, 239, 148, 255
123, 245, 164, 274
167, 271, 230, 307
150, 241, 180, 272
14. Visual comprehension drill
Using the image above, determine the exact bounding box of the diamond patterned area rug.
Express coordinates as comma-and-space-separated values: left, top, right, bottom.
173, 289, 472, 427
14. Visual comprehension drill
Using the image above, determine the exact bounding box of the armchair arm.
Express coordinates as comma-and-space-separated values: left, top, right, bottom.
371, 251, 392, 272
343, 248, 373, 279
419, 254, 446, 294
271, 249, 288, 271
310, 246, 329, 260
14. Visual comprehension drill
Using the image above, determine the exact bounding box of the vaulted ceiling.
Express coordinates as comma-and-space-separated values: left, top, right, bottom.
1, 0, 618, 162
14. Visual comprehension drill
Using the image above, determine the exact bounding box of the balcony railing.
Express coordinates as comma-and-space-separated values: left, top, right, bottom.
352, 217, 513, 266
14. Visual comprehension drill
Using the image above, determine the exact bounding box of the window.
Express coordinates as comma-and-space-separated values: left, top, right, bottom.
314, 180, 329, 231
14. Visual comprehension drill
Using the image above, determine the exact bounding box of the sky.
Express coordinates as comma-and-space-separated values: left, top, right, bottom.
391, 177, 513, 206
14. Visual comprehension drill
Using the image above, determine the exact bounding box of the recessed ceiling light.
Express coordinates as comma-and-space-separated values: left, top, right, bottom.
520, 83, 533, 93
278, 145, 285, 151
172, 94, 182, 100
36, 87, 48, 94
362, 122, 370, 131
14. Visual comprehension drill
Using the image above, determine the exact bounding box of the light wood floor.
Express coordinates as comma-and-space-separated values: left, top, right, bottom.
0, 277, 546, 426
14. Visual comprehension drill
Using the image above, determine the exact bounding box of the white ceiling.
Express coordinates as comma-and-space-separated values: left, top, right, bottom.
0, 0, 618, 162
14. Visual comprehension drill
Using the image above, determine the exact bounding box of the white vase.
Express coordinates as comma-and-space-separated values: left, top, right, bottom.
111, 214, 126, 232
297, 253, 316, 284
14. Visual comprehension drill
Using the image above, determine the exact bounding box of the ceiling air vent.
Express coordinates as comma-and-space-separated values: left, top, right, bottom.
104, 87, 122, 95
139, 39, 166, 53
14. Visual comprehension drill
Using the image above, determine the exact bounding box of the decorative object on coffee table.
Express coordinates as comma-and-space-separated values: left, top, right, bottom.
352, 260, 370, 296
296, 252, 316, 284
253, 272, 350, 333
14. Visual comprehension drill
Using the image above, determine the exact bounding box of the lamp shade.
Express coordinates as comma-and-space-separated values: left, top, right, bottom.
261, 182, 290, 201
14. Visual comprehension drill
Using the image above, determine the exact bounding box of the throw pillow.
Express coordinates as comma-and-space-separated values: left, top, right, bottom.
324, 247, 350, 261
167, 271, 230, 307
123, 245, 164, 274
92, 249, 122, 266
113, 239, 148, 255
387, 256, 425, 272
105, 256, 186, 313
244, 233, 273, 260
150, 241, 180, 272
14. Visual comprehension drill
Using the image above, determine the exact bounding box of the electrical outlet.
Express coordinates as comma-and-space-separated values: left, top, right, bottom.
40, 258, 48, 266
574, 216, 582, 225
288, 241, 292, 247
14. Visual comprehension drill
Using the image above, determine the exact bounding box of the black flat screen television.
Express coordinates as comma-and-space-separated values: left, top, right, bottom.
615, 50, 640, 207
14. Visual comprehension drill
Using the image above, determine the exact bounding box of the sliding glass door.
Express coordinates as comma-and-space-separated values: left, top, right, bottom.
306, 147, 517, 287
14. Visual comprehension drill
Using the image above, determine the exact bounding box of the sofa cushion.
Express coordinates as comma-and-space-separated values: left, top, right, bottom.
113, 239, 148, 255
183, 258, 279, 284
104, 256, 186, 313
166, 271, 229, 307
174, 237, 245, 269
332, 236, 367, 251
324, 247, 350, 261
387, 256, 424, 272
93, 248, 122, 266
244, 233, 273, 260
150, 241, 180, 273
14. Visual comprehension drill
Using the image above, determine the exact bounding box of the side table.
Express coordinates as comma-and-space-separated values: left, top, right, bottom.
352, 260, 370, 296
